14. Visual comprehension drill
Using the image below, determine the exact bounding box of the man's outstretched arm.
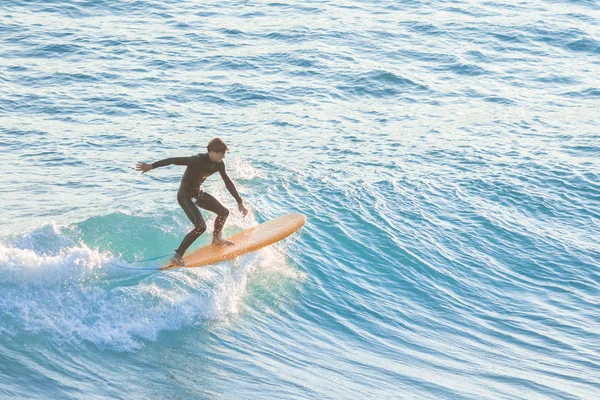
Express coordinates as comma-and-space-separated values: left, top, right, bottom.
136, 157, 194, 174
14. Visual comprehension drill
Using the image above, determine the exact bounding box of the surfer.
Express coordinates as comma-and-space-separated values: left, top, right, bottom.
136, 137, 248, 267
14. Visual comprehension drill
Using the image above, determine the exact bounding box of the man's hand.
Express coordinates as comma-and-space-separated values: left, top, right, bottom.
238, 202, 248, 217
136, 162, 152, 174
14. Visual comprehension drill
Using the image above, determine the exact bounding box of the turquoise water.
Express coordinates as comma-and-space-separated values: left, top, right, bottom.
1, 0, 599, 398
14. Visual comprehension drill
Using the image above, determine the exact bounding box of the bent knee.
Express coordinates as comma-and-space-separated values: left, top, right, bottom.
219, 208, 230, 218
193, 220, 207, 234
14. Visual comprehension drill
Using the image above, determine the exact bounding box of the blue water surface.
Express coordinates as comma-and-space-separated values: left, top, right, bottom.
1, 0, 599, 399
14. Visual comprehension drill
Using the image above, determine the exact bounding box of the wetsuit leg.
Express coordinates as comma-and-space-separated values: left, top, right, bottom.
175, 196, 207, 255
195, 191, 229, 239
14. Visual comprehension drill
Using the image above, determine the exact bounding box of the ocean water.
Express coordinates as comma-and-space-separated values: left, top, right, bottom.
1, 0, 599, 398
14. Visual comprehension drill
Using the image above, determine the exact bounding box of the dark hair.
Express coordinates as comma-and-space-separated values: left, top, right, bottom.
207, 137, 229, 153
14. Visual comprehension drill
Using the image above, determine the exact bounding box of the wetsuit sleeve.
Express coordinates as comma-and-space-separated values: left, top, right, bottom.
218, 163, 243, 204
151, 157, 194, 169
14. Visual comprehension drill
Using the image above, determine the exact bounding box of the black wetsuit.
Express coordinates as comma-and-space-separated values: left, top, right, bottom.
151, 153, 243, 255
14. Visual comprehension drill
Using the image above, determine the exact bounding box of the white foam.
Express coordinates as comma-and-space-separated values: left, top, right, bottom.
0, 243, 208, 351
0, 243, 107, 286
0, 219, 304, 352
227, 157, 264, 181
8, 221, 76, 255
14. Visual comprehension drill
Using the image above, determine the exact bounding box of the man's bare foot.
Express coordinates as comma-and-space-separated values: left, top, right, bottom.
213, 237, 235, 246
170, 253, 185, 267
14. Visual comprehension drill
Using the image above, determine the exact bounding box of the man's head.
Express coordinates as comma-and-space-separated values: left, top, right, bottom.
207, 137, 229, 162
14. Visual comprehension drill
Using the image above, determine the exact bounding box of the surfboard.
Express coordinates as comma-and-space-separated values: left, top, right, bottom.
160, 213, 306, 270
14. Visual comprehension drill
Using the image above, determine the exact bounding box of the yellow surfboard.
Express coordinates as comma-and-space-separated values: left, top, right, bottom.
160, 213, 306, 270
